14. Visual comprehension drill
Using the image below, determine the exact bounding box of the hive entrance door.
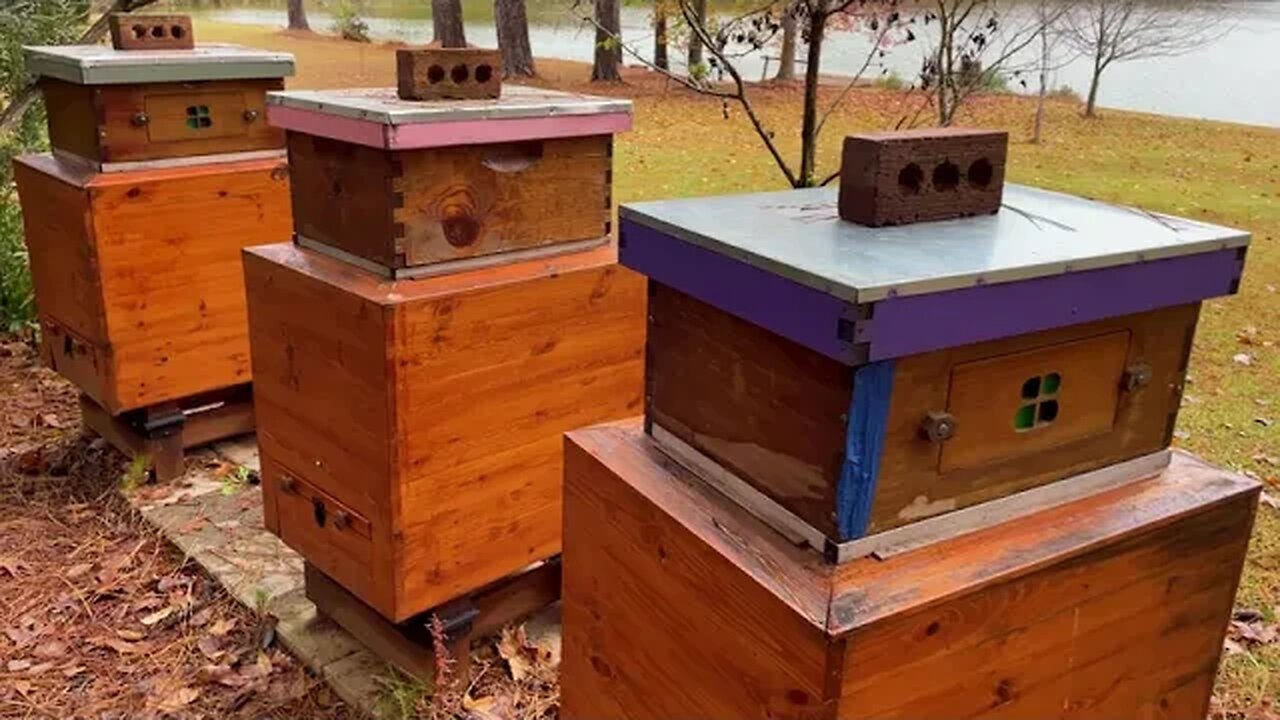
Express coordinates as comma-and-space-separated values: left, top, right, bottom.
940, 331, 1130, 473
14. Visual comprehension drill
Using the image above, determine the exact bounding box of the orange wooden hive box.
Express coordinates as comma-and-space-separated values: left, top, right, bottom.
560, 146, 1259, 717
246, 85, 644, 625
14, 37, 294, 479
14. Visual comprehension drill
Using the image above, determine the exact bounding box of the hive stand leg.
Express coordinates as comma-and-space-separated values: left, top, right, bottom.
303, 559, 562, 688
141, 402, 186, 483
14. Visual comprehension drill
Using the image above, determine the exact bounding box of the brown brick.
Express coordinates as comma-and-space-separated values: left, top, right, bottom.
837, 128, 1008, 227
396, 47, 502, 101
108, 14, 195, 51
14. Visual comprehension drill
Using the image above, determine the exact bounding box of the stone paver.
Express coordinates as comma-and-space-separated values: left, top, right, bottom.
124, 434, 397, 718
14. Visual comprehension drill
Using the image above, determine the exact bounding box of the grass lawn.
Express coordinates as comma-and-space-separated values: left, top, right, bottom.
208, 19, 1280, 712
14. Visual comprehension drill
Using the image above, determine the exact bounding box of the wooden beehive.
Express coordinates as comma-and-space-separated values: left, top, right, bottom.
244, 243, 645, 621
560, 421, 1259, 720
838, 128, 1007, 226
26, 43, 292, 169
268, 86, 632, 273
619, 184, 1250, 557
14, 153, 291, 415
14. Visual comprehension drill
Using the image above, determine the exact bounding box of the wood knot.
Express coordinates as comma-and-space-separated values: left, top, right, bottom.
438, 188, 480, 248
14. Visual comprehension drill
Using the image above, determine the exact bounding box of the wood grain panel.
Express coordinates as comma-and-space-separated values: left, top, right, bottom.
647, 283, 851, 538
561, 422, 835, 720
39, 79, 101, 162
90, 157, 291, 412
396, 135, 610, 265
97, 79, 283, 162
244, 245, 397, 616
393, 263, 646, 616
839, 483, 1255, 719
286, 133, 399, 267
870, 303, 1199, 533
941, 330, 1130, 472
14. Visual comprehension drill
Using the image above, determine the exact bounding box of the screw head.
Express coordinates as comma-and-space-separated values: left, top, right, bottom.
279, 474, 297, 493
332, 511, 351, 530
921, 411, 958, 443
1123, 363, 1153, 392
243, 109, 259, 123
130, 111, 150, 127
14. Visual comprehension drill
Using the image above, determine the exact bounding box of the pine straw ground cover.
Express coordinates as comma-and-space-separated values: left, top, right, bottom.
0, 339, 352, 719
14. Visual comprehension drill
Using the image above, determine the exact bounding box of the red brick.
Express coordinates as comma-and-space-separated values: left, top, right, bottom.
838, 128, 1008, 227
108, 14, 195, 51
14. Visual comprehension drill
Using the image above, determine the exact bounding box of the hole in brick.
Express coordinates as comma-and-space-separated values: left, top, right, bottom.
132, 24, 146, 39
150, 24, 166, 38
170, 25, 185, 39
427, 64, 445, 84
475, 64, 494, 83
451, 64, 470, 83
932, 161, 960, 191
968, 157, 994, 188
898, 163, 924, 194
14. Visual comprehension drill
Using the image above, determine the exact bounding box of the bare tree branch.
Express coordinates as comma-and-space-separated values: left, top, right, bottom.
0, 0, 158, 136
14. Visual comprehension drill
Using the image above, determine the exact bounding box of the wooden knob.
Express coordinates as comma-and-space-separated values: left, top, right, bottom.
243, 109, 259, 123
332, 511, 351, 530
131, 111, 150, 127
1123, 363, 1153, 392
921, 411, 958, 443
279, 474, 297, 493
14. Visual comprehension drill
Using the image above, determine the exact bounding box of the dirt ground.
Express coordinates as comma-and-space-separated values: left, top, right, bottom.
0, 337, 354, 719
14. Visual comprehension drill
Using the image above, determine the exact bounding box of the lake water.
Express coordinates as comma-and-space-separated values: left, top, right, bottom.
183, 0, 1280, 127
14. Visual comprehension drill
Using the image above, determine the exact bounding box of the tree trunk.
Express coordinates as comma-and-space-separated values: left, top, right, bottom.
686, 0, 707, 71
432, 0, 467, 47
775, 6, 796, 81
495, 0, 535, 77
287, 0, 309, 30
1085, 62, 1102, 117
1032, 25, 1047, 143
654, 2, 669, 70
591, 0, 621, 81
798, 8, 825, 187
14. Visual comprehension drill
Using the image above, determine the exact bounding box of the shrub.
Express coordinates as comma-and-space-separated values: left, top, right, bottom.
331, 0, 371, 43
0, 0, 86, 332
873, 70, 906, 90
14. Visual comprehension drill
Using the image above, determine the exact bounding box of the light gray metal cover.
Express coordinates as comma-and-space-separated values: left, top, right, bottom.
23, 43, 295, 85
620, 185, 1250, 302
266, 85, 632, 125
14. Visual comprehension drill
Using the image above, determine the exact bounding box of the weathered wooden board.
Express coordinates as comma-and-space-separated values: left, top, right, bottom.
40, 77, 283, 165
646, 282, 1200, 542
287, 132, 611, 270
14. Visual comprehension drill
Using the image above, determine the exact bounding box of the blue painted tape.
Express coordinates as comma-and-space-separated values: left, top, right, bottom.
837, 360, 895, 540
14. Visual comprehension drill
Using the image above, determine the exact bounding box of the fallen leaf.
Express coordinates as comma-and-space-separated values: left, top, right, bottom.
197, 663, 245, 688
115, 628, 145, 641
39, 413, 63, 428
61, 665, 86, 678
197, 635, 225, 662
208, 618, 237, 637
65, 563, 93, 580
140, 607, 174, 627
26, 661, 56, 675
1230, 619, 1279, 645
189, 606, 216, 628
97, 637, 152, 655
3, 626, 35, 647
12, 680, 31, 696
33, 640, 67, 659
156, 686, 200, 713
0, 557, 27, 577
1257, 417, 1274, 428
1261, 493, 1280, 510
1233, 353, 1255, 366
157, 575, 192, 593
7, 659, 31, 672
